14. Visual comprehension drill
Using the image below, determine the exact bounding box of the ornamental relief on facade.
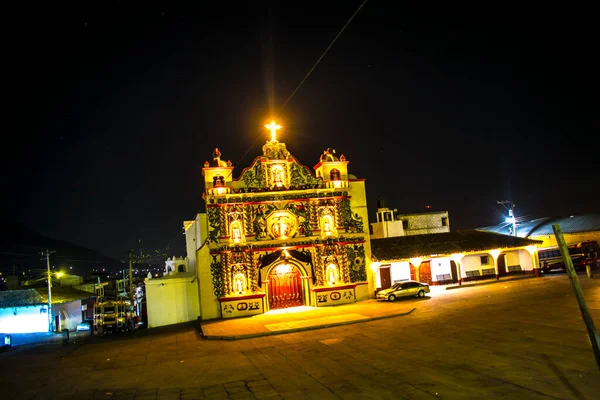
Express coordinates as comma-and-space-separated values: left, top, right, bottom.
266, 210, 298, 240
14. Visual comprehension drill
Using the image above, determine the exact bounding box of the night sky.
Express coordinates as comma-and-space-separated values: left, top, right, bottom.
6, 2, 598, 261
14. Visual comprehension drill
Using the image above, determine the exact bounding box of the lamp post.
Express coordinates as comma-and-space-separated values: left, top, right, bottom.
497, 200, 517, 237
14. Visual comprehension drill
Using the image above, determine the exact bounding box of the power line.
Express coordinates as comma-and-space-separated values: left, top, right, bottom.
225, 0, 369, 177
279, 0, 369, 111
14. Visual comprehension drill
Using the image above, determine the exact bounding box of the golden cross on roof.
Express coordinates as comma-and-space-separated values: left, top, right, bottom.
265, 121, 281, 142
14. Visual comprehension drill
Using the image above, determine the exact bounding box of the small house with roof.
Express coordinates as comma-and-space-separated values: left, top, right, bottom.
370, 230, 541, 291
0, 289, 48, 333
0, 287, 94, 334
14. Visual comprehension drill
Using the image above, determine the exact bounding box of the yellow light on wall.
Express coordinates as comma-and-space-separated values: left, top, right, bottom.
275, 264, 292, 275
525, 245, 537, 254
489, 249, 502, 259
451, 253, 464, 263
409, 257, 423, 268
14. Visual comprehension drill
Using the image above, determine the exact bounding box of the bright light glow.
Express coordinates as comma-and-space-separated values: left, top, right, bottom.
266, 306, 312, 315
215, 187, 226, 195
489, 249, 502, 259
0, 306, 48, 333
332, 180, 342, 188
525, 245, 537, 254
409, 257, 423, 268
265, 121, 281, 142
505, 217, 515, 224
451, 253, 464, 263
275, 264, 292, 275
56, 272, 63, 278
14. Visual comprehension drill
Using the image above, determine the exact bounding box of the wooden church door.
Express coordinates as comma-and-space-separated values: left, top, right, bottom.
268, 265, 304, 310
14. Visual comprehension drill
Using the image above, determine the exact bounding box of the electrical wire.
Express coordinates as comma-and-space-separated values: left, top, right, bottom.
224, 0, 369, 178
279, 0, 368, 112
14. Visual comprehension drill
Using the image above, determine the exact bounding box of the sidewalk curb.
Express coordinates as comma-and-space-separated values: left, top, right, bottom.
445, 274, 537, 290
201, 307, 417, 340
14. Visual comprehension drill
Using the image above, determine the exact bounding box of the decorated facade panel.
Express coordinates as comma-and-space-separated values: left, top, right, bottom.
196, 123, 371, 318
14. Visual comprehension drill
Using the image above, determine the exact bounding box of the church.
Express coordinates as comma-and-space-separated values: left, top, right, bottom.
145, 122, 373, 323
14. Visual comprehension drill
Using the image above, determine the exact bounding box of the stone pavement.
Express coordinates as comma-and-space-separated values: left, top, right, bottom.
1, 274, 599, 400
199, 274, 535, 339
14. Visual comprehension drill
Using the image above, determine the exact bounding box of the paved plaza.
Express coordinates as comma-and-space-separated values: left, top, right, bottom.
1, 274, 599, 399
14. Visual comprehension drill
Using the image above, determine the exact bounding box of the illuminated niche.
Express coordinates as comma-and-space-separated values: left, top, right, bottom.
320, 214, 335, 237
233, 273, 246, 294
270, 164, 285, 188
229, 212, 245, 243
326, 263, 339, 285
230, 220, 243, 244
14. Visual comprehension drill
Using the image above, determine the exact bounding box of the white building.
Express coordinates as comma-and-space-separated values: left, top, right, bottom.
370, 199, 450, 239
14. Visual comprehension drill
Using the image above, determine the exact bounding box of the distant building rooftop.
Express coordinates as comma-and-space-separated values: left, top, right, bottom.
478, 213, 600, 238
0, 289, 45, 308
371, 230, 540, 261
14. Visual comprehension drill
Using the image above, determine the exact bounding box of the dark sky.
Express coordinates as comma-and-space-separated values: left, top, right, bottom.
5, 2, 599, 260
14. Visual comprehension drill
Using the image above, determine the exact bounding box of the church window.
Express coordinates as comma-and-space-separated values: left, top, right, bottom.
330, 168, 341, 181
178, 265, 185, 273
442, 217, 448, 227
480, 256, 489, 265
402, 220, 409, 230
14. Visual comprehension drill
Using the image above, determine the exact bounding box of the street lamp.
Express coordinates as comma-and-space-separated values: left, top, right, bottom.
497, 200, 517, 237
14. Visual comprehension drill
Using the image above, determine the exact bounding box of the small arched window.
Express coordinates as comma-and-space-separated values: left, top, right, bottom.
213, 175, 225, 187
177, 265, 185, 273
330, 169, 341, 181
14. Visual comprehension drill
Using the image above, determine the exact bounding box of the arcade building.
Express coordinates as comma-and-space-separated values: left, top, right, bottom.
151, 122, 373, 321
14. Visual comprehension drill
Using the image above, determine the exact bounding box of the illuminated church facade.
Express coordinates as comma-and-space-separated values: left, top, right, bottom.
182, 122, 373, 320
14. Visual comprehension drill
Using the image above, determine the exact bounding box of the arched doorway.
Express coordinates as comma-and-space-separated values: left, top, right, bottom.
268, 263, 304, 310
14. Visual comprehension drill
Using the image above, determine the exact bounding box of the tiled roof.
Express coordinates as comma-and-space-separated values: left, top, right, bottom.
0, 289, 45, 308
370, 230, 541, 261
479, 213, 600, 238
34, 286, 93, 304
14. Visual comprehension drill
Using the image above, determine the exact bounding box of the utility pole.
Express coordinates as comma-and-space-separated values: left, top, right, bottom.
553, 224, 600, 370
128, 249, 134, 304
40, 249, 56, 333
497, 200, 517, 237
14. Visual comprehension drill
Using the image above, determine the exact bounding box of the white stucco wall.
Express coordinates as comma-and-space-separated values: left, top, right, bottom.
390, 261, 411, 283
505, 251, 521, 268
518, 250, 534, 270
0, 305, 48, 333
145, 274, 200, 328
197, 242, 221, 320
349, 180, 374, 297
430, 258, 452, 281
371, 221, 404, 239
462, 255, 484, 273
